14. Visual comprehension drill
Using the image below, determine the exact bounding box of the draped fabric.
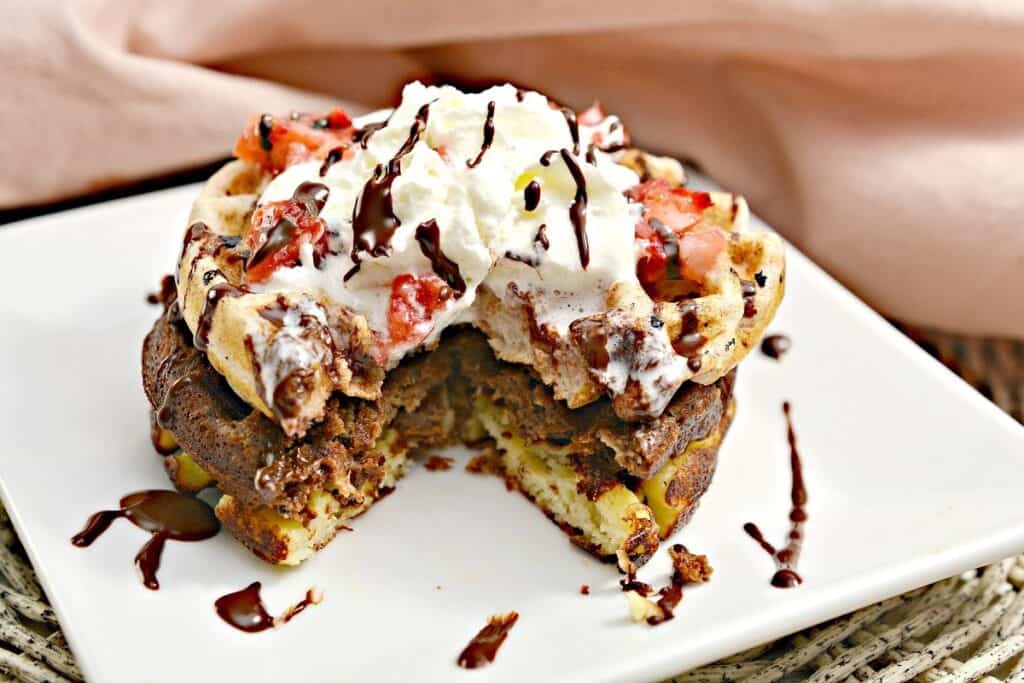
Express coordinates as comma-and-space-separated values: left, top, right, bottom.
3, 0, 1022, 336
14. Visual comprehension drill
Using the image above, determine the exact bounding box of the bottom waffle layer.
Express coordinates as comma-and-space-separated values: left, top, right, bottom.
142, 309, 735, 569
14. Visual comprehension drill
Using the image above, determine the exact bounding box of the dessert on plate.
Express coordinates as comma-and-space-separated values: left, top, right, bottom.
143, 82, 784, 569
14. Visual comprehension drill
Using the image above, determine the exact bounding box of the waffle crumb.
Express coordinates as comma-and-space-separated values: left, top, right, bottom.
668, 544, 713, 584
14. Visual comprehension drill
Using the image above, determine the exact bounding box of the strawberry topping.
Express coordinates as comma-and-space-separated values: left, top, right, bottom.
245, 199, 328, 284
387, 273, 453, 348
627, 179, 724, 295
234, 109, 354, 173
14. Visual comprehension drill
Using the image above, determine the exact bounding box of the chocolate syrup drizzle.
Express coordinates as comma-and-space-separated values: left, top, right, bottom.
147, 274, 177, 306
467, 100, 496, 168
215, 582, 320, 633
319, 146, 345, 176
523, 180, 541, 211
761, 334, 792, 360
246, 181, 330, 278
560, 107, 580, 155
744, 401, 808, 588
503, 224, 550, 267
672, 301, 706, 372
258, 114, 274, 151
350, 103, 431, 272
457, 612, 519, 669
740, 279, 758, 318
71, 490, 219, 590
534, 224, 550, 251
194, 283, 248, 352
149, 412, 178, 455
352, 111, 393, 149
559, 149, 590, 269
415, 219, 466, 296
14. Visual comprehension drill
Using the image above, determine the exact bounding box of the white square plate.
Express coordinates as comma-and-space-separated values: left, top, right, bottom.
1, 184, 1022, 683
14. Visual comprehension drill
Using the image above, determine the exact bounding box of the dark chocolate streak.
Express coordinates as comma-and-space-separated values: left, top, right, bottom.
743, 401, 807, 588
559, 149, 589, 269
350, 103, 431, 266
457, 612, 519, 669
523, 180, 541, 211
71, 490, 219, 591
415, 219, 466, 296
467, 100, 496, 168
214, 581, 319, 633
560, 107, 580, 155
319, 146, 345, 176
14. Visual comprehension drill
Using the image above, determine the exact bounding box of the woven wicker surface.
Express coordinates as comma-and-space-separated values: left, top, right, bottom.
0, 328, 1019, 683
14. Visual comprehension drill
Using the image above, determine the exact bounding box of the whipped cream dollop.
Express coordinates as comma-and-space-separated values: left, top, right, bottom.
255, 82, 640, 366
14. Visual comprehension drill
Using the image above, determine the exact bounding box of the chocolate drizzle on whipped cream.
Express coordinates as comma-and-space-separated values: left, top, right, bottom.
350, 103, 432, 272
560, 149, 590, 269
416, 219, 466, 296
523, 180, 541, 211
319, 146, 345, 176
504, 224, 550, 267
352, 110, 393, 149
467, 100, 496, 168
560, 107, 580, 155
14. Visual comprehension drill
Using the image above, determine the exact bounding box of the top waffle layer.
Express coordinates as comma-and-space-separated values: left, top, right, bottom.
176, 82, 784, 437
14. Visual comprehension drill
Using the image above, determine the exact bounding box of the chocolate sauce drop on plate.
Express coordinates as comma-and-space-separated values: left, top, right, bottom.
467, 100, 496, 168
457, 612, 519, 669
743, 401, 808, 588
761, 334, 792, 360
215, 581, 321, 633
71, 490, 219, 590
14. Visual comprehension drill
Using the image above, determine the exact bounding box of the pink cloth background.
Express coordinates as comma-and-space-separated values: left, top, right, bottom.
3, 1, 1022, 337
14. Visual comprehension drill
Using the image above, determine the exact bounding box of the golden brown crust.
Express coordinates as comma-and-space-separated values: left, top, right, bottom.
144, 310, 735, 567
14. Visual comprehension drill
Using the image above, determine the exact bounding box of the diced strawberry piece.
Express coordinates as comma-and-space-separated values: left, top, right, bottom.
627, 179, 723, 296
627, 179, 712, 232
234, 110, 354, 173
244, 199, 328, 284
634, 221, 669, 286
326, 107, 352, 130
387, 273, 452, 347
677, 228, 726, 281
